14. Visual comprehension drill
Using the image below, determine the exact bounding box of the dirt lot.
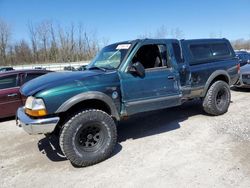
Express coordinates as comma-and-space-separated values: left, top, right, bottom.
1, 88, 250, 188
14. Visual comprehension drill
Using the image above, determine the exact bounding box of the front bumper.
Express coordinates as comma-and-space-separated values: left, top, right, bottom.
16, 107, 60, 135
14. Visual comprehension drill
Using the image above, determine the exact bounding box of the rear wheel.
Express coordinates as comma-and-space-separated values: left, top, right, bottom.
202, 81, 231, 115
59, 109, 117, 167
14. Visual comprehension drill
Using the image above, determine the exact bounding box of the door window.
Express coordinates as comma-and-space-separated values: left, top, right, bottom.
132, 44, 169, 69
23, 73, 44, 83
0, 75, 18, 89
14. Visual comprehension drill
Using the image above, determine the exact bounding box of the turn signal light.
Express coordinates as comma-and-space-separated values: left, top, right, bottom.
25, 108, 48, 117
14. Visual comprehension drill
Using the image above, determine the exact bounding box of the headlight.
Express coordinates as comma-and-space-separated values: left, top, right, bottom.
25, 96, 48, 117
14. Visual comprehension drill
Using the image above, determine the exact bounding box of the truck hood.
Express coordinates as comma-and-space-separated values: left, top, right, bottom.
21, 70, 104, 96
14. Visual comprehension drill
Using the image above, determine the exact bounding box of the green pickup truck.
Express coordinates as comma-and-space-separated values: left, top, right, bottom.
17, 38, 239, 167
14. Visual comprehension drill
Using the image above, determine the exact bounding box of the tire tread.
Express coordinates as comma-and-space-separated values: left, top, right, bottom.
202, 80, 231, 116
59, 109, 117, 167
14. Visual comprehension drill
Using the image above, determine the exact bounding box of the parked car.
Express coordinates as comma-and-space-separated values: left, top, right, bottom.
77, 65, 87, 71
0, 69, 51, 118
64, 66, 76, 71
17, 38, 239, 167
235, 51, 250, 66
34, 66, 46, 70
234, 52, 250, 88
238, 65, 250, 88
0, 67, 14, 72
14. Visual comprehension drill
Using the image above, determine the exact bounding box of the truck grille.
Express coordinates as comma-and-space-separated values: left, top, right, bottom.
242, 74, 250, 85
242, 74, 250, 79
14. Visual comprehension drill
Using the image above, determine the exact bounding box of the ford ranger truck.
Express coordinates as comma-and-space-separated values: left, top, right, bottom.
17, 38, 239, 167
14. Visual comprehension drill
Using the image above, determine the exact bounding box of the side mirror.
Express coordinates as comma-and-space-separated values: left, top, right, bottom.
248, 59, 250, 64
129, 62, 145, 78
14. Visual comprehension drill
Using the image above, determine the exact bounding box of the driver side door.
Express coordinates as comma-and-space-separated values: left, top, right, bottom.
119, 41, 182, 115
0, 73, 22, 118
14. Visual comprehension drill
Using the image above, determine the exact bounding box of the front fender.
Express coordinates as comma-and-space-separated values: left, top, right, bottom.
56, 91, 120, 120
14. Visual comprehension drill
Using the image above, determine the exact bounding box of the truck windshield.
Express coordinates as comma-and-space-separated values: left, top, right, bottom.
88, 43, 131, 70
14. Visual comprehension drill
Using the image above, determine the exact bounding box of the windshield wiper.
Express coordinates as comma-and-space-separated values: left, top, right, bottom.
101, 65, 116, 70
88, 66, 107, 72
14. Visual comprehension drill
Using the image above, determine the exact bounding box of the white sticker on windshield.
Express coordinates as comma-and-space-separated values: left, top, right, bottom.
116, 44, 131, 50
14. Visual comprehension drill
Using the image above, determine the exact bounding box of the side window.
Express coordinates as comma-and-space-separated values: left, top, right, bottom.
243, 54, 247, 61
211, 43, 231, 57
7, 67, 14, 71
237, 54, 244, 60
190, 44, 212, 60
0, 75, 18, 89
190, 42, 233, 65
244, 54, 250, 61
132, 44, 169, 69
247, 54, 250, 60
172, 43, 183, 63
24, 73, 43, 83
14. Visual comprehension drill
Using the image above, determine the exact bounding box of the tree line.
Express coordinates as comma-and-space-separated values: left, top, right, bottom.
0, 19, 250, 66
0, 19, 102, 66
231, 39, 250, 51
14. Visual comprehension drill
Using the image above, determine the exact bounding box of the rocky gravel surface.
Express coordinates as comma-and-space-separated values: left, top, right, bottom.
0, 88, 250, 188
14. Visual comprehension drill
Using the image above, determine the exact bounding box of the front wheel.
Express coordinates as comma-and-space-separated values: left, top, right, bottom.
202, 81, 231, 116
59, 109, 117, 167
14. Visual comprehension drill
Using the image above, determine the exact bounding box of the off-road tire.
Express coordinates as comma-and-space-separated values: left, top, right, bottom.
59, 109, 117, 167
202, 80, 231, 116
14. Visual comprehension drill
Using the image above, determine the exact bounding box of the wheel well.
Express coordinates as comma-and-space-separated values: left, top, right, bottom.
211, 75, 229, 85
203, 74, 229, 97
54, 99, 112, 135
208, 75, 229, 90
65, 99, 111, 116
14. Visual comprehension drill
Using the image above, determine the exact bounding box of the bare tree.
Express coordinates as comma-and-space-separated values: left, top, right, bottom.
100, 37, 110, 48
49, 22, 58, 62
0, 19, 11, 64
28, 21, 39, 62
77, 23, 84, 61
69, 23, 76, 62
84, 31, 92, 59
5, 17, 250, 66
58, 25, 67, 61
155, 25, 168, 38
87, 29, 99, 58
209, 31, 222, 38
14, 40, 32, 64
231, 39, 250, 50
0, 19, 103, 65
8, 45, 15, 65
170, 28, 184, 39
137, 31, 153, 39
37, 21, 51, 62
138, 26, 184, 39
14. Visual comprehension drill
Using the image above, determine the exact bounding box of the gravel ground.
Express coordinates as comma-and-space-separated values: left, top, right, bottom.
0, 88, 250, 188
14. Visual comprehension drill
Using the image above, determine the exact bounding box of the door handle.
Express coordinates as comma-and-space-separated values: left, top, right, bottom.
167, 75, 175, 80
7, 93, 18, 97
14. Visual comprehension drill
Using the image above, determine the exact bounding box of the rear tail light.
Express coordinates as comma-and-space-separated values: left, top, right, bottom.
237, 64, 240, 74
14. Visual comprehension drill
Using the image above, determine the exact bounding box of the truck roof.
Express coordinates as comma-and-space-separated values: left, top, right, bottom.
113, 38, 230, 45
